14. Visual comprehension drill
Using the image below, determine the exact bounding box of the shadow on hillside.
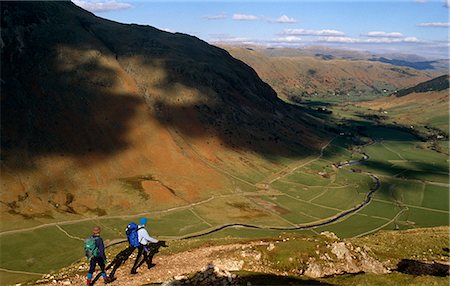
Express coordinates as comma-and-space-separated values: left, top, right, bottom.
396, 259, 449, 276
236, 272, 334, 285
362, 160, 448, 179
143, 267, 333, 286
1, 1, 327, 173
339, 120, 424, 142
299, 100, 333, 107
1, 65, 142, 171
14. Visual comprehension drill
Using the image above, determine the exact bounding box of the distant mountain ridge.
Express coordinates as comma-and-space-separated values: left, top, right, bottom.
369, 57, 437, 70
218, 44, 449, 72
222, 46, 436, 100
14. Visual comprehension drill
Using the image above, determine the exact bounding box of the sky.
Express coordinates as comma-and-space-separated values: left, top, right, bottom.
72, 0, 450, 59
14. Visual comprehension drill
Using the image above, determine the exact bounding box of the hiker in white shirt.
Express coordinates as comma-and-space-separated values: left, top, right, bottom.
138, 223, 158, 245
131, 217, 159, 274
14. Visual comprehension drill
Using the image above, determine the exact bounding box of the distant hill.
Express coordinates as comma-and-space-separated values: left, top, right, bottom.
222, 46, 435, 101
219, 45, 449, 71
358, 75, 449, 134
369, 57, 436, 71
393, 74, 450, 97
0, 2, 325, 224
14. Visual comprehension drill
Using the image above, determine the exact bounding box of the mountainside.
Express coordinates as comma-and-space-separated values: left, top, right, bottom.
358, 75, 449, 134
222, 46, 436, 100
393, 74, 449, 97
0, 2, 324, 228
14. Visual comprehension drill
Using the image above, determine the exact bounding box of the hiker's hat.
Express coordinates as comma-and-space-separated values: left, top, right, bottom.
140, 217, 147, 225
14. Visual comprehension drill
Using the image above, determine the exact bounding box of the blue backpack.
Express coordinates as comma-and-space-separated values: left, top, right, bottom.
125, 222, 140, 248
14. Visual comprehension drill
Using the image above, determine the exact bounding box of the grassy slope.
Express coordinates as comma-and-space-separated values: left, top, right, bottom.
358, 89, 449, 133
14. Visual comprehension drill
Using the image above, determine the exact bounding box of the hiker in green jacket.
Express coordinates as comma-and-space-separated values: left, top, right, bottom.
85, 226, 110, 285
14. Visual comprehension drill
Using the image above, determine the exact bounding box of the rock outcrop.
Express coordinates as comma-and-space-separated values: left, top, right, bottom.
304, 241, 389, 278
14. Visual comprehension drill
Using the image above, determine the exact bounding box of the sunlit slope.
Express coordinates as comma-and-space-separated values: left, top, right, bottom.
358, 75, 449, 133
0, 2, 325, 229
223, 46, 434, 100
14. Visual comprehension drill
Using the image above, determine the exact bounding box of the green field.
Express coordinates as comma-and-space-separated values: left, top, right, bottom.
422, 184, 450, 211
314, 213, 390, 238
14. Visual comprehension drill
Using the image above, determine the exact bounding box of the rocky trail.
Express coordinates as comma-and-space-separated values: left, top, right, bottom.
35, 242, 271, 286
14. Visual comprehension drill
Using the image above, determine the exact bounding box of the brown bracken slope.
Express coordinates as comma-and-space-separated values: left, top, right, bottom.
0, 2, 325, 228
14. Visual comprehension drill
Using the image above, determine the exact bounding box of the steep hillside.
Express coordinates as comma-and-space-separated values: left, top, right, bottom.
358, 75, 449, 134
223, 46, 435, 100
0, 2, 324, 228
393, 74, 449, 97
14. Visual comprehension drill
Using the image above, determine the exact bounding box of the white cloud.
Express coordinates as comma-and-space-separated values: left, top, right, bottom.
274, 36, 303, 42
72, 0, 132, 12
232, 14, 259, 21
399, 37, 421, 43
414, 0, 428, 3
275, 15, 298, 23
161, 28, 175, 33
319, 37, 357, 43
282, 28, 345, 36
368, 37, 420, 43
417, 22, 450, 27
202, 14, 227, 20
319, 36, 421, 44
209, 34, 252, 43
445, 0, 450, 7
366, 31, 404, 38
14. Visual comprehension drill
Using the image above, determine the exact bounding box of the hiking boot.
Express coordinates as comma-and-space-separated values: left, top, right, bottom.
103, 276, 111, 284
147, 263, 156, 269
86, 279, 92, 286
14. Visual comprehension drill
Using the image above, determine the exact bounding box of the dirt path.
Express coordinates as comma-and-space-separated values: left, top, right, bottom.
354, 208, 408, 238
0, 268, 45, 276
37, 242, 268, 286
263, 137, 335, 185
56, 225, 84, 241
